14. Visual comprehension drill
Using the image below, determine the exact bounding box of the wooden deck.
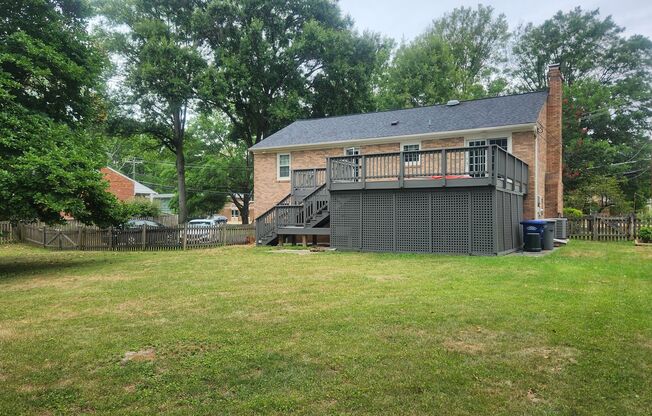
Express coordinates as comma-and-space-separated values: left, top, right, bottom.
327, 145, 528, 195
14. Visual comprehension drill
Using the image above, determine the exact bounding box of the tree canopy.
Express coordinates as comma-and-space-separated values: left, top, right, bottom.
512, 7, 652, 213
0, 0, 122, 226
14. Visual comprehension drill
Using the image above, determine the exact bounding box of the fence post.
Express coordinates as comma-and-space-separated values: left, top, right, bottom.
142, 226, 147, 250
108, 227, 113, 250
182, 225, 187, 250
42, 226, 46, 248
80, 227, 86, 251
629, 213, 636, 240
591, 214, 598, 241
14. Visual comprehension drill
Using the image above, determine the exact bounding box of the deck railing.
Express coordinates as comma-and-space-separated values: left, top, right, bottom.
327, 145, 528, 194
292, 168, 326, 191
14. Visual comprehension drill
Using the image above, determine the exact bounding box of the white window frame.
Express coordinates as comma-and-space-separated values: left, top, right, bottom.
231, 208, 239, 218
464, 133, 513, 179
344, 147, 360, 156
277, 153, 291, 181
463, 133, 512, 153
401, 142, 421, 166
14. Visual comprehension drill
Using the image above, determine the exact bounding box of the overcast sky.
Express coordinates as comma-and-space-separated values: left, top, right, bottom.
337, 0, 652, 42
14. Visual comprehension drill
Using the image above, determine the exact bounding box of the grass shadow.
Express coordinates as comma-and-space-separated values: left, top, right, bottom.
0, 257, 112, 283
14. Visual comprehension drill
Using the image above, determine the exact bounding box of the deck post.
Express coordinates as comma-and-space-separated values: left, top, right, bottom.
361, 155, 366, 189
301, 235, 307, 247
399, 152, 405, 188
326, 158, 331, 190
441, 149, 447, 187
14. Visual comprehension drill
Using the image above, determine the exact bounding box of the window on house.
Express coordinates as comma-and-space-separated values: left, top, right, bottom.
466, 137, 510, 177
231, 208, 239, 218
277, 153, 290, 180
345, 147, 360, 156
402, 143, 420, 164
488, 138, 508, 151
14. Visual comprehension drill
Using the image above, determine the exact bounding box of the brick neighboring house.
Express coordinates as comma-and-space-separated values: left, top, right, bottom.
101, 167, 174, 213
250, 65, 564, 255
218, 196, 255, 224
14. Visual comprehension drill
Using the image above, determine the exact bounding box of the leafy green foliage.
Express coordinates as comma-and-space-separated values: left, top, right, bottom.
563, 207, 584, 219
637, 227, 652, 243
120, 198, 161, 218
197, 0, 390, 146
511, 8, 652, 211
0, 0, 122, 226
376, 4, 509, 109
100, 0, 209, 223
429, 4, 510, 98
565, 175, 632, 214
376, 35, 460, 109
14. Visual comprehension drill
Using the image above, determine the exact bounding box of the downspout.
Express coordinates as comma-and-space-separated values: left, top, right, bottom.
533, 124, 540, 219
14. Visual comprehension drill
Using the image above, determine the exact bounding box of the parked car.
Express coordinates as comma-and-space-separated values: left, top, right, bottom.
186, 219, 223, 243
111, 219, 178, 247
209, 215, 228, 224
124, 219, 166, 229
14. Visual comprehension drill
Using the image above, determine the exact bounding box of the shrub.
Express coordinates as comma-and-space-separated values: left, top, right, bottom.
563, 207, 584, 219
120, 198, 161, 219
638, 227, 652, 243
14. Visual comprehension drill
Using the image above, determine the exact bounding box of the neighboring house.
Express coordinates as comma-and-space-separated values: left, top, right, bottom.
251, 65, 564, 255
219, 195, 255, 224
101, 167, 159, 201
102, 168, 174, 214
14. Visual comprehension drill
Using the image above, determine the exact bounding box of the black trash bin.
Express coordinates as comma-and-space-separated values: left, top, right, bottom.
543, 220, 556, 250
524, 233, 542, 252
520, 220, 547, 249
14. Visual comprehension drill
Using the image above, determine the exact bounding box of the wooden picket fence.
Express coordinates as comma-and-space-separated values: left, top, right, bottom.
567, 215, 651, 241
0, 222, 13, 244
13, 223, 255, 251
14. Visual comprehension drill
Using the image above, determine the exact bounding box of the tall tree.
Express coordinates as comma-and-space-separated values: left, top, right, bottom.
99, 0, 208, 223
376, 34, 461, 109
0, 0, 122, 225
196, 0, 389, 221
512, 7, 652, 212
430, 4, 510, 97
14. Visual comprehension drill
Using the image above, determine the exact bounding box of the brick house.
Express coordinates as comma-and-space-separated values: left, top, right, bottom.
218, 196, 255, 224
250, 65, 563, 255
101, 166, 176, 210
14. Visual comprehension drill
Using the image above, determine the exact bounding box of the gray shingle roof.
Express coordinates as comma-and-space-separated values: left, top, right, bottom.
250, 91, 548, 150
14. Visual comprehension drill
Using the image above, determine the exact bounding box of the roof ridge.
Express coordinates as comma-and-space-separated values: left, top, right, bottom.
293, 90, 548, 123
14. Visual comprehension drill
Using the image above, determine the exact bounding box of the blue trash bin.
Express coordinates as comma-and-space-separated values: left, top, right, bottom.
520, 220, 547, 248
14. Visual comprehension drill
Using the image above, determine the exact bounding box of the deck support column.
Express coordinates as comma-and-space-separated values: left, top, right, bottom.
301, 235, 307, 247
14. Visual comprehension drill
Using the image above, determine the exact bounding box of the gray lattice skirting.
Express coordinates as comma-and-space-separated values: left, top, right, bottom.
330, 188, 523, 255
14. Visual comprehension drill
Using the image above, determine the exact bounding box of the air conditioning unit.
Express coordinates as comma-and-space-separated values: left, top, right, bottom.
545, 218, 568, 239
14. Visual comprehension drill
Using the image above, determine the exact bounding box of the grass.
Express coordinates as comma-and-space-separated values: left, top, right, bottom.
0, 242, 650, 415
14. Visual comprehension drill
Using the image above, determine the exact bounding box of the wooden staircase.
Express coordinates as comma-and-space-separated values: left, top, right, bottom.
255, 169, 330, 246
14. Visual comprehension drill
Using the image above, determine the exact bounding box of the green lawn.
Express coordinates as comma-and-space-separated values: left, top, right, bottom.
0, 242, 650, 415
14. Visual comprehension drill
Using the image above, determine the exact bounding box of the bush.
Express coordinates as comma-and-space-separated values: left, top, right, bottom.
120, 198, 161, 219
563, 207, 584, 219
638, 227, 652, 243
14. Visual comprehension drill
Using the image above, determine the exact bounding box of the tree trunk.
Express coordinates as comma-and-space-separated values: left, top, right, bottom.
176, 142, 188, 223
240, 195, 250, 225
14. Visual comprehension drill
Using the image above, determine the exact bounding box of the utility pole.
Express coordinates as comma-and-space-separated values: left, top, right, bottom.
127, 157, 143, 180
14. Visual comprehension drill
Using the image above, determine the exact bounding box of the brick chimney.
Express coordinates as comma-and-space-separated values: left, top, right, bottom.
545, 64, 563, 217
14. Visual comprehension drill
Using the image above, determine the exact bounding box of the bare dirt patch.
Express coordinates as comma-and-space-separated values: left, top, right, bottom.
516, 346, 578, 373
120, 348, 156, 365
443, 327, 502, 355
